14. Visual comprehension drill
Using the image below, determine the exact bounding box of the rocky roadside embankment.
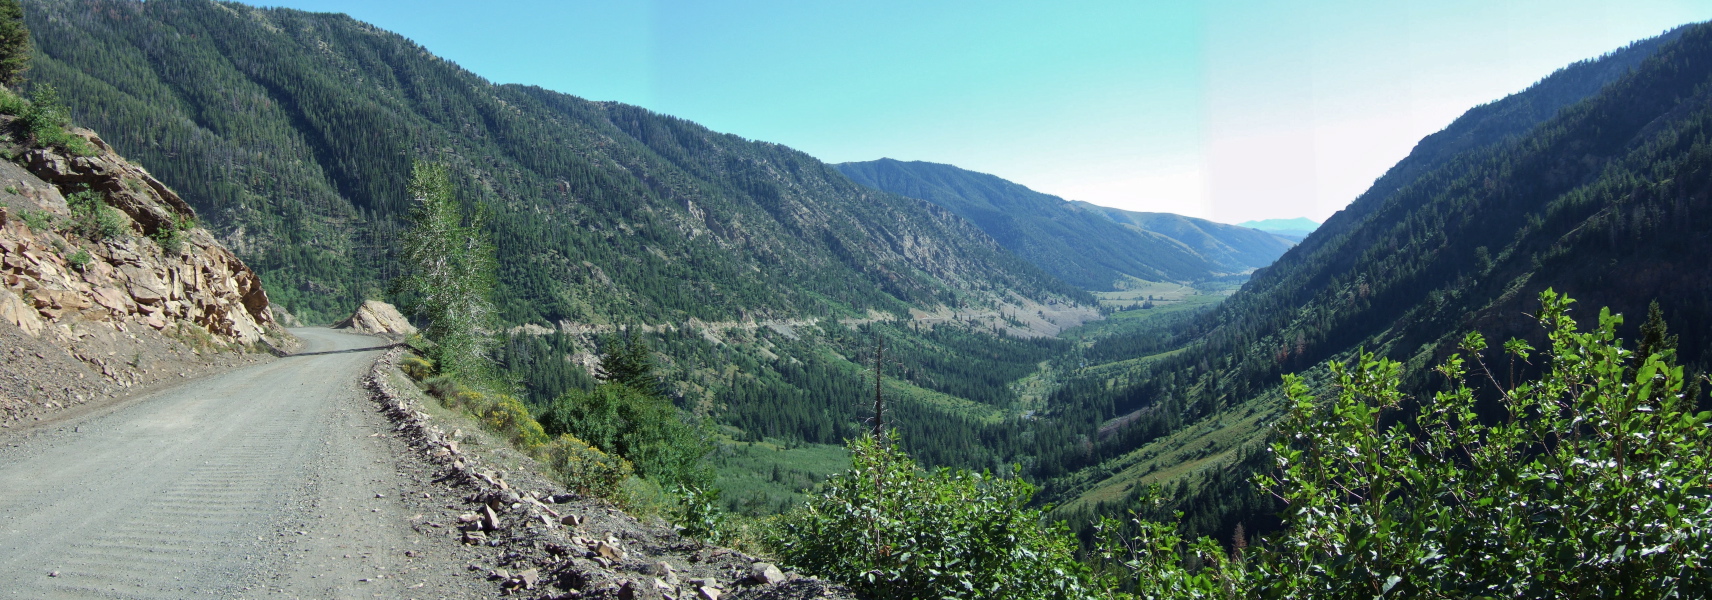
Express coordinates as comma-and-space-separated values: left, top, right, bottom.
0, 124, 292, 429
364, 349, 858, 600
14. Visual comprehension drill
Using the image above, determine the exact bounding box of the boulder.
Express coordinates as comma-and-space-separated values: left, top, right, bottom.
334, 300, 416, 337
748, 562, 787, 586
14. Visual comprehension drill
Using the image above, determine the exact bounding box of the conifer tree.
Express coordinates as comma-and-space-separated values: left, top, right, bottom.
398, 161, 497, 378
0, 0, 28, 86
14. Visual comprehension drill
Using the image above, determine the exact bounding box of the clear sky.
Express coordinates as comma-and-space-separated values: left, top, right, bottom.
261, 0, 1712, 224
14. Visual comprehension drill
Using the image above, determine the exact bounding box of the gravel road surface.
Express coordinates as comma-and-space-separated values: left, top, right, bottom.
0, 328, 476, 599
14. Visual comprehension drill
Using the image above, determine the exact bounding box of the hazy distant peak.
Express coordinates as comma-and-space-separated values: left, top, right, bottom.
1236, 217, 1320, 233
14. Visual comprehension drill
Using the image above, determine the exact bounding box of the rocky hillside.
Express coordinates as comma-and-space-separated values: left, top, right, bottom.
0, 121, 289, 428
836, 159, 1293, 288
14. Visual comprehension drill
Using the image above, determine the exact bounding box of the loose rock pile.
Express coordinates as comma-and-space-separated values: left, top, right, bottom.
364, 349, 856, 600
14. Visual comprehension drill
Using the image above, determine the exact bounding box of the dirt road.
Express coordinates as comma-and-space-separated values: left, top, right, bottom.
0, 328, 478, 599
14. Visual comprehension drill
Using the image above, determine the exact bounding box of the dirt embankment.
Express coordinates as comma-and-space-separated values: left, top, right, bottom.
366, 349, 858, 600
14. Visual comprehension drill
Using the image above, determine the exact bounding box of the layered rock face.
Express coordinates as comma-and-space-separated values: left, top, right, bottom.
0, 125, 289, 427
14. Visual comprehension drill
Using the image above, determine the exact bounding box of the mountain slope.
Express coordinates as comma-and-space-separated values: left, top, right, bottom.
835, 159, 1292, 289
1067, 201, 1297, 277
23, 0, 1086, 325
1041, 21, 1712, 536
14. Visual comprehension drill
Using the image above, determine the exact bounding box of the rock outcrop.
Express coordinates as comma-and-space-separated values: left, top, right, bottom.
334, 300, 415, 337
0, 124, 291, 428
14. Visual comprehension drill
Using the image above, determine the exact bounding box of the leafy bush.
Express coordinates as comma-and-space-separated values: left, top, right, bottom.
64, 248, 91, 272
18, 85, 93, 156
544, 433, 632, 497
539, 382, 712, 489
66, 188, 128, 240
0, 85, 24, 116
399, 354, 436, 380
671, 484, 730, 544
1087, 502, 1248, 599
1247, 289, 1712, 597
479, 393, 550, 453
150, 215, 195, 255
775, 432, 1091, 600
18, 208, 50, 232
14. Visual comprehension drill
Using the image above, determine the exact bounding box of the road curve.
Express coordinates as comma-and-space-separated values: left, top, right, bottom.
0, 328, 468, 599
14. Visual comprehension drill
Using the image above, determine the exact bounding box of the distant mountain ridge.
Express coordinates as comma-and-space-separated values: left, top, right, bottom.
1235, 217, 1317, 241
835, 159, 1293, 289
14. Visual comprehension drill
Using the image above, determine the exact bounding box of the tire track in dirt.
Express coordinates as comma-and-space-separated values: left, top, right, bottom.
0, 328, 478, 599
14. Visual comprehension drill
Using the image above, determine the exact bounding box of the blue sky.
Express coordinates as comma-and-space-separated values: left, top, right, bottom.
263, 0, 1712, 223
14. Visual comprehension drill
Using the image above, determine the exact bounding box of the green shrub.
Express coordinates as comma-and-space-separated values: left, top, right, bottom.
775, 432, 1092, 600
66, 188, 128, 240
19, 208, 49, 232
399, 354, 436, 380
543, 433, 632, 498
64, 248, 91, 272
0, 83, 23, 116
479, 393, 550, 453
1244, 289, 1712, 598
671, 484, 730, 544
18, 85, 93, 156
539, 382, 713, 489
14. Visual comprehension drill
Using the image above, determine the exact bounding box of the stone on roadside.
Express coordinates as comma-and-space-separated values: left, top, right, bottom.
748, 562, 786, 585
595, 540, 626, 560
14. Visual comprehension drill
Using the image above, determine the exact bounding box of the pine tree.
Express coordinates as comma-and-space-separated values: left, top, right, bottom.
398, 161, 497, 378
0, 0, 28, 86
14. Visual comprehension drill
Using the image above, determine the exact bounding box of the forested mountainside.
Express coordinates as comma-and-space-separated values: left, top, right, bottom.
1043, 21, 1712, 539
836, 159, 1292, 289
23, 0, 1085, 326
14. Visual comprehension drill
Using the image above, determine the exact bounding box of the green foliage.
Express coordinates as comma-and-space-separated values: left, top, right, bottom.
17, 84, 90, 155
596, 333, 662, 394
63, 247, 89, 272
671, 484, 730, 544
0, 84, 24, 115
1089, 505, 1248, 599
543, 433, 632, 498
398, 161, 498, 379
1249, 290, 1712, 597
776, 432, 1091, 600
18, 207, 49, 232
0, 0, 26, 86
65, 188, 127, 240
149, 215, 192, 255
539, 382, 712, 490
399, 354, 435, 380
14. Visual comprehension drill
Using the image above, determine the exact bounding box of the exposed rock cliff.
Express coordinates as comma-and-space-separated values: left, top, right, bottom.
0, 123, 290, 428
